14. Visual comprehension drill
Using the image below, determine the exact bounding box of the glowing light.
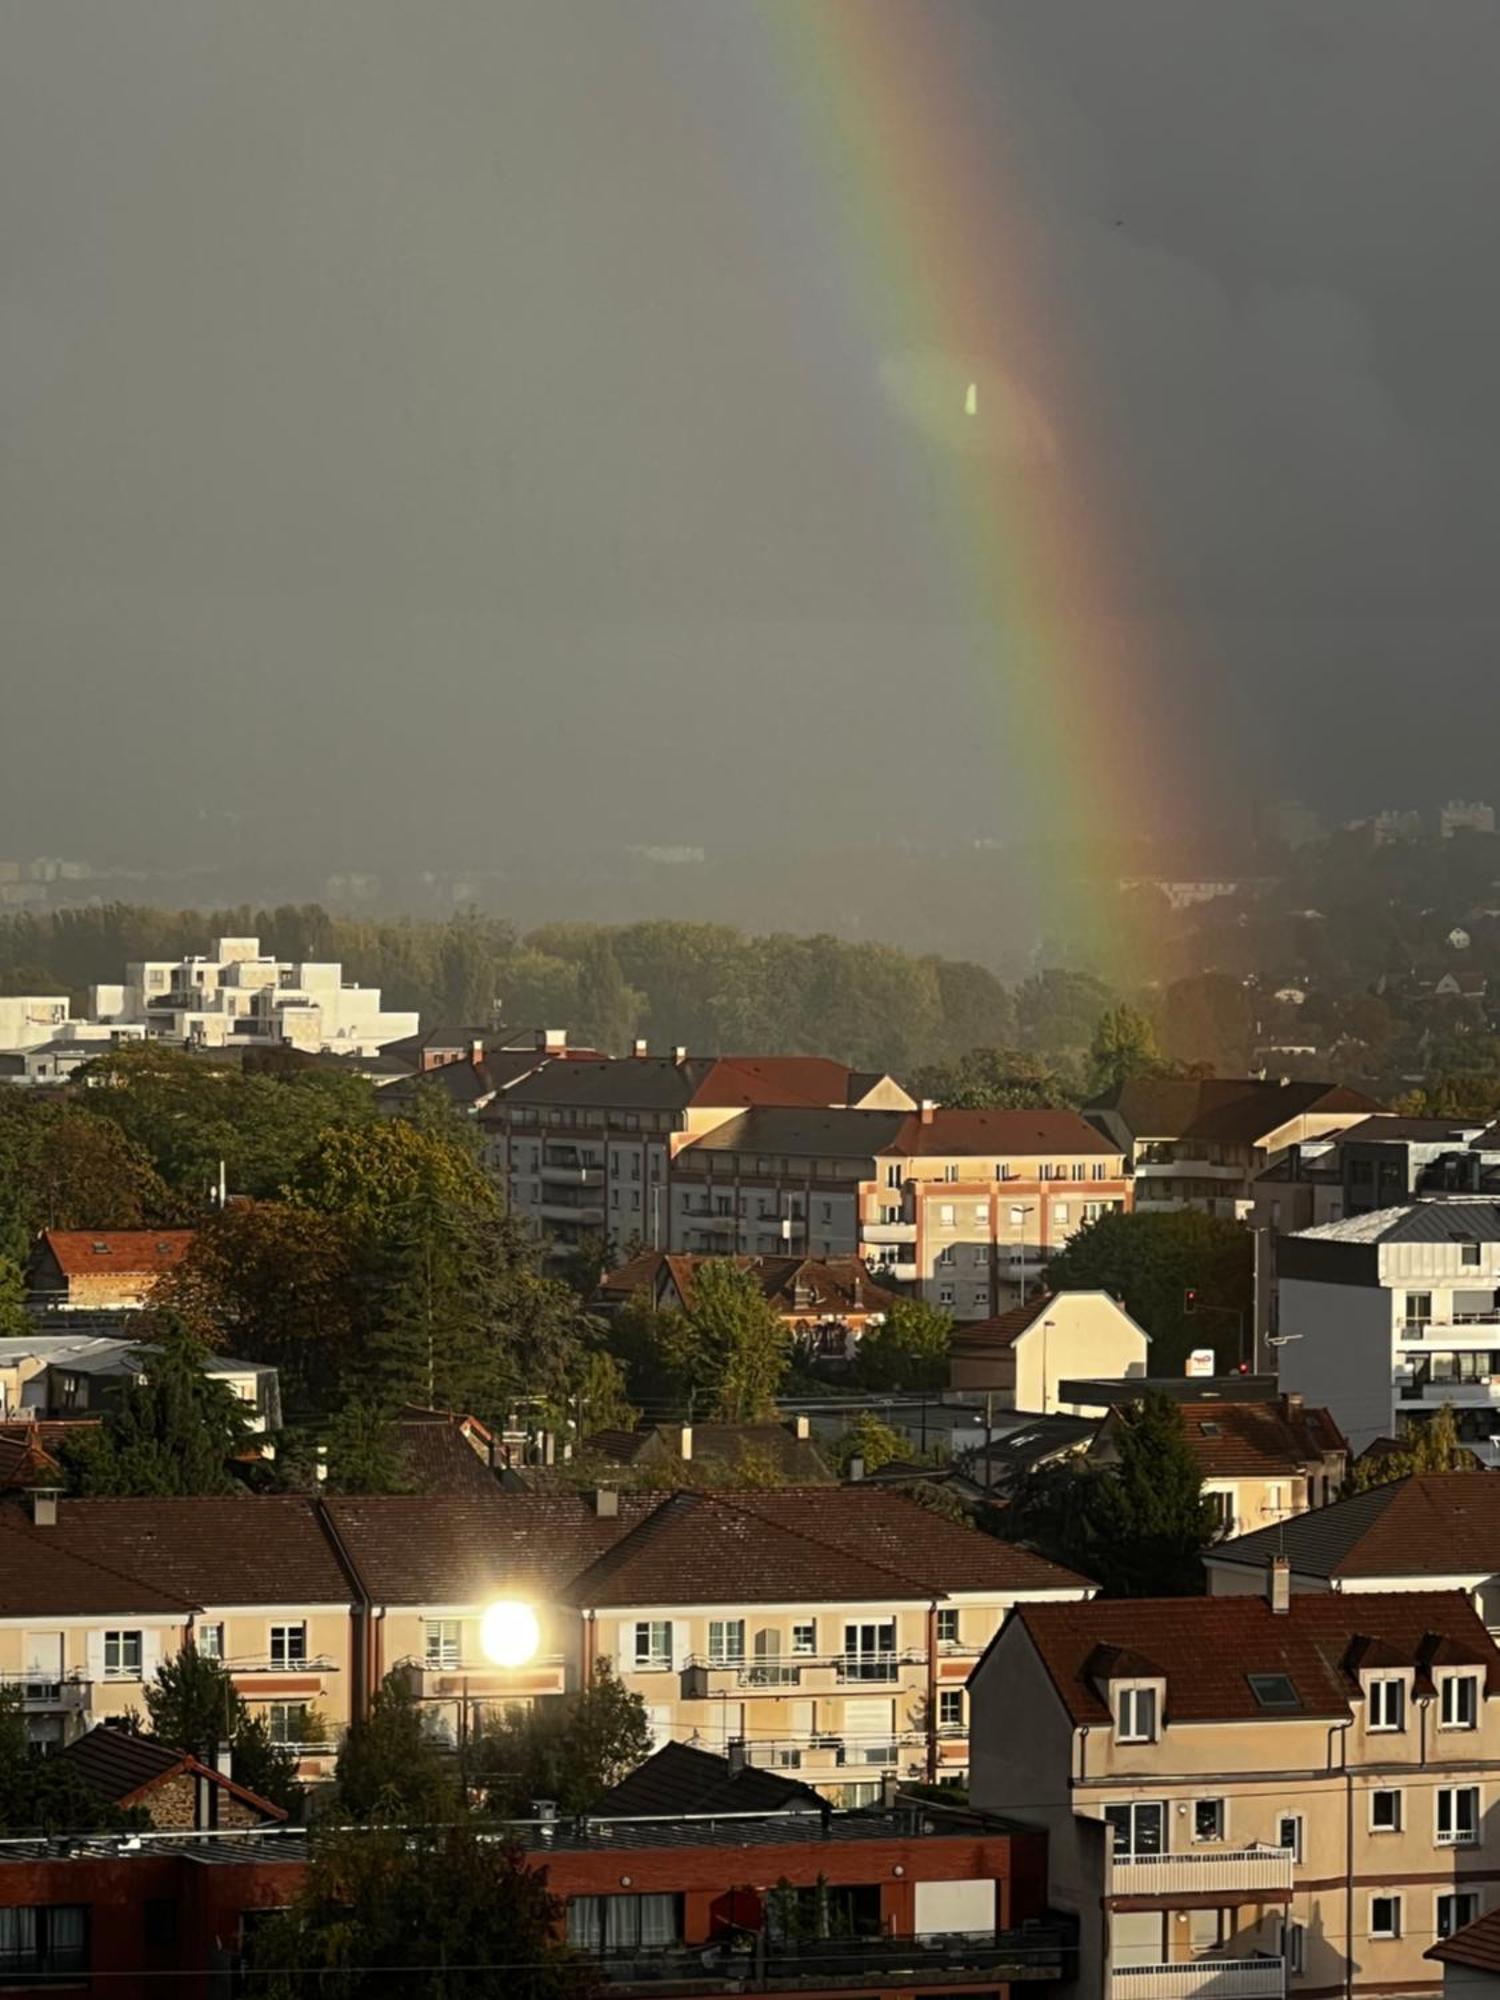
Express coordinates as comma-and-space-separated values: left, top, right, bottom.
964, 380, 978, 417
480, 1600, 541, 1668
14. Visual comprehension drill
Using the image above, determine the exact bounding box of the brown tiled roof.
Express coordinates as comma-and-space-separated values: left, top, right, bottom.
1160, 1400, 1347, 1479
596, 1253, 899, 1320
1012, 1590, 1498, 1726
322, 1493, 648, 1606
884, 1110, 1116, 1158
1428, 1904, 1500, 1972
0, 1497, 355, 1608
949, 1295, 1055, 1354
0, 1507, 198, 1618
1214, 1473, 1500, 1580
57, 1726, 286, 1820
581, 1423, 834, 1483
40, 1231, 196, 1279
392, 1410, 499, 1496
1087, 1076, 1381, 1146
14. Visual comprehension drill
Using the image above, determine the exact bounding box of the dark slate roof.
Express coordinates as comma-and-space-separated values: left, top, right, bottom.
595, 1741, 823, 1817
687, 1106, 910, 1159
322, 1493, 650, 1605
55, 1727, 286, 1820
392, 1410, 500, 1495
581, 1422, 834, 1484
1210, 1473, 1500, 1580
958, 1416, 1101, 1491
1086, 1076, 1380, 1145
1296, 1201, 1500, 1245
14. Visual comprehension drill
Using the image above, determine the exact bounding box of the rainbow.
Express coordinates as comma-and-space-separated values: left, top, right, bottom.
709, 3, 1197, 970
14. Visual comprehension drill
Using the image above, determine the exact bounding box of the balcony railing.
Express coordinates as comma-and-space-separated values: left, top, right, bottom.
585, 1925, 1071, 1990
1109, 1958, 1284, 2000
538, 1160, 604, 1187
229, 1656, 340, 1676
861, 1220, 917, 1245
683, 1651, 920, 1693
1108, 1849, 1293, 1900
738, 1730, 932, 1774
0, 1672, 90, 1712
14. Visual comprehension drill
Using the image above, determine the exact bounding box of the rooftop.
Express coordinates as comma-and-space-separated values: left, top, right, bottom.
1087, 1076, 1381, 1147
596, 1741, 823, 1817
1210, 1472, 1500, 1580
36, 1231, 196, 1281
1427, 1903, 1500, 1974
596, 1252, 899, 1320
1292, 1199, 1500, 1245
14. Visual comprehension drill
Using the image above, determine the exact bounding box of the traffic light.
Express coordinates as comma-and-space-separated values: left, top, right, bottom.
1184, 1288, 1198, 1315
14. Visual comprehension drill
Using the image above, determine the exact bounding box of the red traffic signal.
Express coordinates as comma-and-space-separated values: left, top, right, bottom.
1184, 1288, 1198, 1315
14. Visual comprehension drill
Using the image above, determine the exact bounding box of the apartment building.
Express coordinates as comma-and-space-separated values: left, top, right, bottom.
0, 1795, 1070, 2000
0, 1496, 355, 1775
948, 1290, 1150, 1411
1274, 1199, 1500, 1455
1205, 1473, 1500, 1626
1087, 1075, 1380, 1221
482, 1052, 916, 1253
969, 1574, 1500, 2000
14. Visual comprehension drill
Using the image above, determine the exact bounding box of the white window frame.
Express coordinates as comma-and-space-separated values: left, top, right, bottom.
936, 1608, 960, 1645
1191, 1797, 1226, 1843
1369, 1787, 1402, 1833
195, 1623, 225, 1661
708, 1620, 745, 1666
269, 1623, 307, 1669
1437, 1784, 1480, 1847
103, 1630, 143, 1679
791, 1622, 816, 1656
1276, 1813, 1303, 1862
1368, 1894, 1401, 1941
266, 1700, 310, 1748
423, 1619, 461, 1670
1437, 1890, 1480, 1941
1116, 1684, 1159, 1744
1440, 1673, 1480, 1731
633, 1621, 672, 1671
1368, 1677, 1405, 1731
937, 1689, 964, 1730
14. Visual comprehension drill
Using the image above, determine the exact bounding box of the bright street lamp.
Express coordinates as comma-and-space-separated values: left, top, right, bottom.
480, 1600, 541, 1668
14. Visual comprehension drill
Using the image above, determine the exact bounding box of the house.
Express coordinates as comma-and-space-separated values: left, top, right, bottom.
947, 1291, 1150, 1412
0, 1799, 1068, 2000
0, 1420, 74, 1489
969, 1570, 1500, 2000
581, 1419, 835, 1484
594, 1738, 824, 1815
1092, 1391, 1348, 1537
1086, 1075, 1381, 1221
1428, 1903, 1500, 1988
55, 1724, 286, 1829
26, 1231, 196, 1312
0, 1494, 355, 1771
0, 1335, 278, 1432
594, 1252, 901, 1360
1204, 1472, 1500, 1626
1273, 1198, 1500, 1455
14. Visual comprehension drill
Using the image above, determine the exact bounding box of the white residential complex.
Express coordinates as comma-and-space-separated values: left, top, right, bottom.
0, 936, 417, 1066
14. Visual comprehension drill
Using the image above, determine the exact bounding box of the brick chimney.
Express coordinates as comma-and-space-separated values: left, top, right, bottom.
673, 1045, 688, 1065
679, 1425, 693, 1462
794, 1414, 811, 1440
632, 1039, 648, 1058
919, 1099, 936, 1125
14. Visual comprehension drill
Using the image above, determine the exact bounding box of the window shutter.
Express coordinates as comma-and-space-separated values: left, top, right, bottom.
140, 1629, 164, 1684
670, 1621, 688, 1673
615, 1621, 635, 1668
84, 1630, 105, 1685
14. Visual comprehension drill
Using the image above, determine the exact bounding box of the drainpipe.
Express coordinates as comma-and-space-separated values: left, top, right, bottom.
925, 1602, 939, 1782
1327, 1719, 1353, 2000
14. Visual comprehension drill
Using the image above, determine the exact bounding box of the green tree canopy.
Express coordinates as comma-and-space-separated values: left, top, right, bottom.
1351, 1404, 1480, 1489
332, 1672, 458, 1824
1087, 1004, 1164, 1095
141, 1643, 300, 1810
472, 1660, 652, 1817
850, 1298, 953, 1392
0, 1695, 147, 1835
1044, 1208, 1252, 1374
61, 1318, 256, 1495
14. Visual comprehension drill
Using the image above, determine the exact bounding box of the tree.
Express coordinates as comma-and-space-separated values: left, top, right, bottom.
1162, 974, 1253, 1071
0, 1256, 28, 1339
851, 1299, 953, 1392
1351, 1404, 1480, 1489
571, 934, 641, 1054
141, 1644, 300, 1810
61, 1318, 255, 1495
832, 1411, 909, 1476
1044, 1208, 1252, 1375
248, 1820, 592, 2000
333, 1672, 458, 1824
472, 1660, 652, 1816
324, 1402, 414, 1495
687, 1261, 791, 1421
907, 1046, 1076, 1111
0, 1693, 147, 1835
1087, 1005, 1164, 1095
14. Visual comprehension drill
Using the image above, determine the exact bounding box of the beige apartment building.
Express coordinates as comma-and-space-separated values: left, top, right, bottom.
970, 1572, 1500, 2000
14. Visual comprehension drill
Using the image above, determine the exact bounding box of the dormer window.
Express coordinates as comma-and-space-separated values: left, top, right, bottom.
1117, 1685, 1159, 1744
1369, 1678, 1406, 1732
1440, 1673, 1480, 1731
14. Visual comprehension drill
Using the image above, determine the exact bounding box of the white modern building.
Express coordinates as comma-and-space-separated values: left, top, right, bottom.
1274, 1199, 1500, 1457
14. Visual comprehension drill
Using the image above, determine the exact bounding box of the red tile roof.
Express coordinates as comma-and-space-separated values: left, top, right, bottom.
39, 1230, 196, 1279
949, 1295, 1055, 1354
1147, 1399, 1347, 1479
883, 1111, 1117, 1158
597, 1252, 899, 1319
1011, 1590, 1498, 1727
1427, 1904, 1500, 1972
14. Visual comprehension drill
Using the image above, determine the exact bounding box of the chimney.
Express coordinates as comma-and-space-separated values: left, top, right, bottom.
592, 1488, 619, 1519
536, 1027, 568, 1051
847, 1455, 865, 1482
216, 1741, 233, 1778
679, 1425, 693, 1462
1281, 1391, 1303, 1417
29, 1490, 58, 1528
632, 1039, 648, 1058
673, 1045, 688, 1065
468, 1037, 485, 1063
919, 1098, 936, 1125
1268, 1552, 1291, 1615
794, 1414, 811, 1441
880, 1773, 900, 1810
726, 1738, 746, 1776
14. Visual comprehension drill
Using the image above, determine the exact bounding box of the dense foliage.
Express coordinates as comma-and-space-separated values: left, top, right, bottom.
1044, 1207, 1254, 1375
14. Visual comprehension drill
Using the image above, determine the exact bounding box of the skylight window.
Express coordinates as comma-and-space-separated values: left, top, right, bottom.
1199, 1422, 1221, 1437
1248, 1673, 1299, 1710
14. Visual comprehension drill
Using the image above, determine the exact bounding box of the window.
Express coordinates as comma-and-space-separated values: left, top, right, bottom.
1248, 1672, 1299, 1711
937, 1608, 960, 1645
633, 1621, 672, 1670
103, 1630, 142, 1678
938, 1203, 956, 1226
269, 1624, 307, 1669
938, 1285, 955, 1306
943, 1163, 959, 1182
424, 1620, 461, 1669
792, 1622, 816, 1656
1116, 1685, 1158, 1743
1103, 1801, 1164, 1856
1368, 1677, 1405, 1730
885, 1164, 901, 1187
195, 1623, 224, 1661
1438, 1892, 1480, 1940
937, 1689, 964, 1729
708, 1620, 745, 1665
1441, 1674, 1480, 1730
1369, 1895, 1401, 1941
1404, 1291, 1433, 1330
0, 1907, 88, 1981
266, 1701, 309, 1746
1193, 1797, 1225, 1843
567, 1893, 682, 1951
1462, 1242, 1482, 1267
1277, 1814, 1303, 1862
973, 1203, 988, 1224
1054, 1203, 1069, 1224
1437, 1785, 1480, 1846
1370, 1788, 1402, 1833
841, 1621, 897, 1680
1009, 1205, 1026, 1227
937, 1245, 955, 1266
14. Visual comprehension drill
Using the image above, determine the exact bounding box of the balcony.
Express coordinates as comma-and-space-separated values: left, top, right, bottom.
1108, 1849, 1293, 1902
862, 1219, 917, 1245
538, 1160, 604, 1187
537, 1201, 605, 1226
1133, 1159, 1244, 1181
396, 1656, 569, 1702
682, 1652, 921, 1698
869, 1258, 918, 1284
1110, 1959, 1285, 2000
0, 1672, 90, 1714
1394, 1372, 1500, 1404
588, 1926, 1072, 1991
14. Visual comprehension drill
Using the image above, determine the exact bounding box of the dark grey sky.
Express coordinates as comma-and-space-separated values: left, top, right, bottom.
3, 1, 1497, 872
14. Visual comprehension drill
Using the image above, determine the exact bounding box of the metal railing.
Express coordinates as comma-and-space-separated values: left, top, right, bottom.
685, 1650, 921, 1688
1110, 1958, 1284, 2000
1109, 1849, 1294, 1899
584, 1925, 1071, 1989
